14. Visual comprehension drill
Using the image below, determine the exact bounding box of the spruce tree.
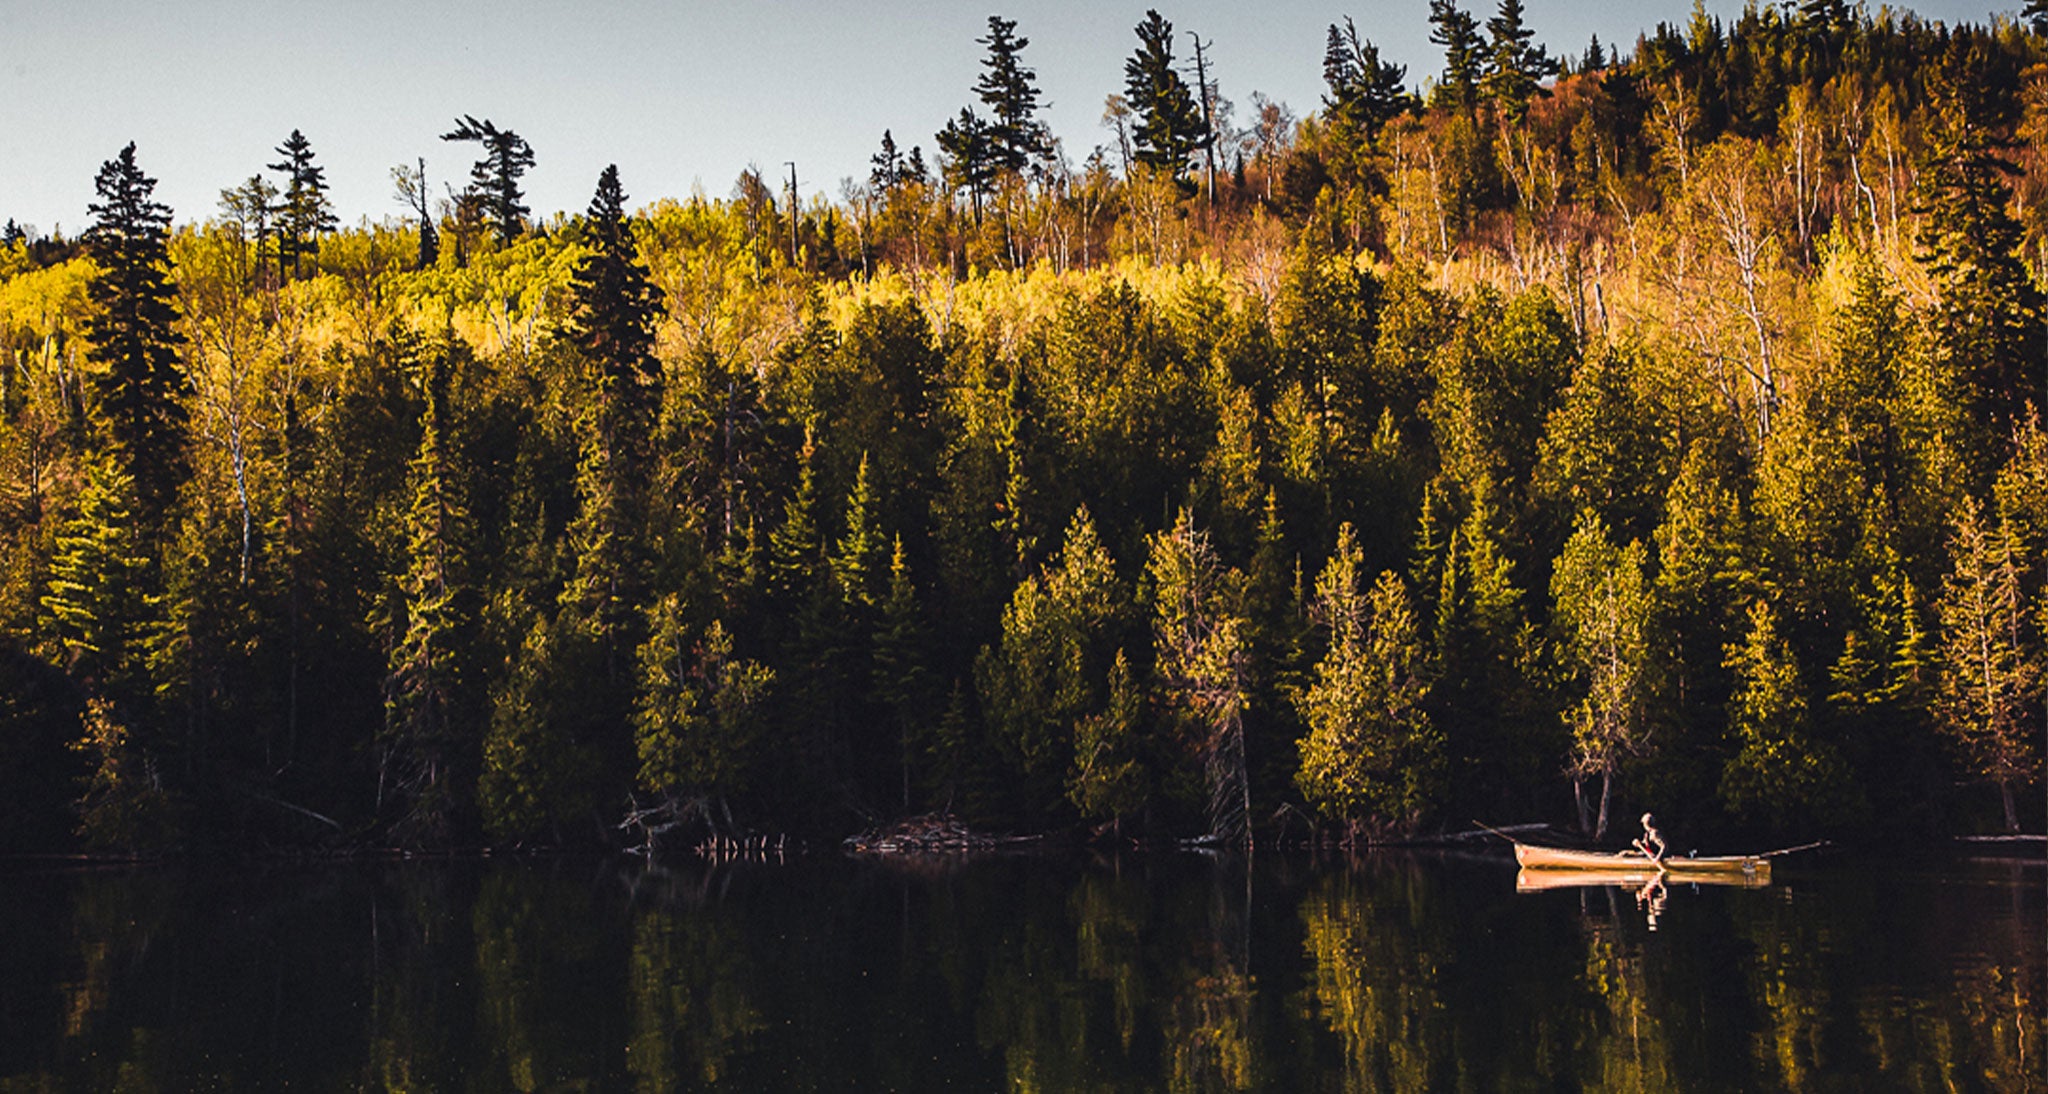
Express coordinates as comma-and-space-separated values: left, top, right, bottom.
381, 340, 473, 848
267, 129, 337, 279
973, 15, 1050, 173
1123, 10, 1210, 176
441, 115, 535, 246
84, 142, 188, 527
569, 165, 663, 477
1914, 107, 2044, 441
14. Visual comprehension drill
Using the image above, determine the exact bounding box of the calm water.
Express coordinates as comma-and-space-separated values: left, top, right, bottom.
0, 849, 2040, 1091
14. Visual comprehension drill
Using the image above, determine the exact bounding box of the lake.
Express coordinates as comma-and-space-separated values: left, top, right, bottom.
0, 848, 2039, 1091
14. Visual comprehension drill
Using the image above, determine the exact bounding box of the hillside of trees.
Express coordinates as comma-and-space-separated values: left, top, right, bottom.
3, 3, 2046, 854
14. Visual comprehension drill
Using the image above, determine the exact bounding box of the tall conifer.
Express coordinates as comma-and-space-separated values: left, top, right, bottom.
84, 142, 188, 527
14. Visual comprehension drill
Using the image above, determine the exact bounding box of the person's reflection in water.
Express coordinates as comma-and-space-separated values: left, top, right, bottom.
1634, 876, 1668, 931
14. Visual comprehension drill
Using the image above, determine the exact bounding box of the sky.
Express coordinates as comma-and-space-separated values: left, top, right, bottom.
0, 0, 2022, 235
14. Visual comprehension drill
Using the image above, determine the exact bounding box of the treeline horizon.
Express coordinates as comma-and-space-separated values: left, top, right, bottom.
4, 1, 2047, 855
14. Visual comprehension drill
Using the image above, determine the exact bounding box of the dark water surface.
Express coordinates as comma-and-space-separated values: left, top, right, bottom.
0, 849, 2040, 1091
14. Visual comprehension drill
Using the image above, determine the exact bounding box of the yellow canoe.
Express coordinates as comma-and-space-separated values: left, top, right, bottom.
1513, 841, 1771, 880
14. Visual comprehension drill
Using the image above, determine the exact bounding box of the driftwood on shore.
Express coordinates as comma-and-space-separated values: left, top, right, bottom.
843, 814, 1043, 854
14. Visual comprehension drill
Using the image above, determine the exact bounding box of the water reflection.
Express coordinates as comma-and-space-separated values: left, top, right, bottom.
0, 852, 2038, 1091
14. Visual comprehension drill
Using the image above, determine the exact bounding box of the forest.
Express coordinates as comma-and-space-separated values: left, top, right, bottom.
3, 2, 2046, 854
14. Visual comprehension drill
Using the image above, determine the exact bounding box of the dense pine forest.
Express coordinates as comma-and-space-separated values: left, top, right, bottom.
4, 2, 2046, 854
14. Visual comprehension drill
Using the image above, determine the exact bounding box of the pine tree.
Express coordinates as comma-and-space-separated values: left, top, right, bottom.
1322, 19, 1414, 141
973, 15, 1050, 173
1427, 0, 1486, 112
937, 107, 999, 222
267, 129, 337, 279
831, 454, 885, 611
1067, 648, 1146, 833
441, 115, 535, 246
84, 142, 188, 527
873, 537, 934, 812
977, 506, 1127, 816
41, 453, 151, 704
1481, 0, 1557, 122
1123, 10, 1211, 176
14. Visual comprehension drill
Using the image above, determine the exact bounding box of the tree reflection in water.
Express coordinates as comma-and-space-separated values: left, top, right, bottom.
0, 853, 2037, 1090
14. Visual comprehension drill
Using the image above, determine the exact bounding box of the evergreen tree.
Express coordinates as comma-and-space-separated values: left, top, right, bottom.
441, 115, 535, 246
1721, 600, 1860, 831
84, 142, 188, 527
380, 340, 474, 848
1322, 19, 1414, 141
973, 15, 1050, 173
41, 453, 151, 706
217, 174, 279, 282
267, 129, 337, 279
569, 165, 664, 478
977, 507, 1128, 820
1067, 648, 1146, 833
633, 606, 773, 842
872, 537, 935, 812
936, 107, 999, 221
1427, 0, 1486, 111
1294, 524, 1441, 837
1914, 107, 2044, 442
1123, 10, 1211, 176
1481, 0, 1557, 122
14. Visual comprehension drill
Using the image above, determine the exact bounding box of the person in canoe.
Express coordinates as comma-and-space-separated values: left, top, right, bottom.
1630, 812, 1666, 862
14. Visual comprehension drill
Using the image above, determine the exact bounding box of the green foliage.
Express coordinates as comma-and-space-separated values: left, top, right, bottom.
1067, 648, 1146, 827
1147, 509, 1254, 839
71, 697, 178, 852
634, 606, 773, 808
976, 507, 1129, 821
1720, 600, 1862, 830
267, 129, 337, 279
1294, 525, 1441, 833
1550, 512, 1654, 836
1932, 499, 2042, 829
10, 8, 2048, 849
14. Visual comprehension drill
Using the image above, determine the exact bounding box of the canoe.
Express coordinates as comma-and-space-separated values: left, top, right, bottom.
1513, 841, 1770, 880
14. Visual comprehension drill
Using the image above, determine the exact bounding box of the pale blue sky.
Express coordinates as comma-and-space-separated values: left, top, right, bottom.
0, 0, 2019, 235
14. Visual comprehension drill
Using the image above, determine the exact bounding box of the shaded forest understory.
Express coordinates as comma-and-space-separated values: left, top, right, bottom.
4, 2, 2048, 854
